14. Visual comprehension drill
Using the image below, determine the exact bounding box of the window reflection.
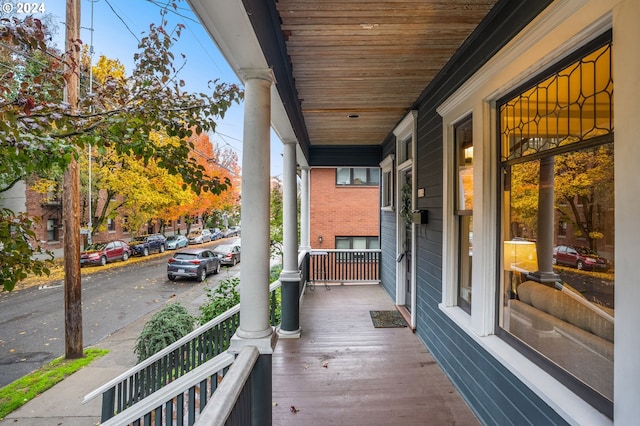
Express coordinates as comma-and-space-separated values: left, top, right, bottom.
499, 36, 614, 405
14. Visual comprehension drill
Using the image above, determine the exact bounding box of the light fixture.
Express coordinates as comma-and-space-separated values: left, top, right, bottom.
318, 235, 323, 244
503, 240, 538, 273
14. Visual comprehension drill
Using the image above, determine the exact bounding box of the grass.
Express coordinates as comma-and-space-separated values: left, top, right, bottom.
0, 348, 109, 419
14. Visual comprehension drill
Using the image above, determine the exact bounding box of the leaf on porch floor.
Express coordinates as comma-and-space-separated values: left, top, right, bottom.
290, 405, 300, 414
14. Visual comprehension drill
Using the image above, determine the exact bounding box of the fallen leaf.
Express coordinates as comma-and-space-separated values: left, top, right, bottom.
290, 406, 299, 414
322, 361, 329, 368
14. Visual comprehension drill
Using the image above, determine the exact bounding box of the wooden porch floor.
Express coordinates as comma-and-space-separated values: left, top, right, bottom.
272, 284, 480, 425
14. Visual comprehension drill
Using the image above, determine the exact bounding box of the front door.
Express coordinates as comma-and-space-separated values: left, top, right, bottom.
397, 166, 414, 318
404, 225, 412, 311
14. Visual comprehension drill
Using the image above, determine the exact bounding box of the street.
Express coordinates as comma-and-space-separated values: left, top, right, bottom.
0, 240, 239, 388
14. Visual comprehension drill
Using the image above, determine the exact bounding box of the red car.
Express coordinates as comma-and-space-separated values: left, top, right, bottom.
80, 240, 131, 266
552, 245, 609, 271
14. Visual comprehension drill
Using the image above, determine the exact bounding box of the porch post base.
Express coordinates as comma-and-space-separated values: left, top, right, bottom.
229, 328, 278, 355
279, 271, 301, 335
276, 325, 301, 339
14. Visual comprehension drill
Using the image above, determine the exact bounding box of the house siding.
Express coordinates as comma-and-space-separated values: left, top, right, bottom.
379, 210, 396, 296
379, 0, 570, 423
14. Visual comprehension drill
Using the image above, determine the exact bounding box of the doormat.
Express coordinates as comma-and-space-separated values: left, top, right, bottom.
369, 310, 407, 328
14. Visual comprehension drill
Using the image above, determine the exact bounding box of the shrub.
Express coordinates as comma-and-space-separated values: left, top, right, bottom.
134, 303, 195, 363
198, 276, 240, 324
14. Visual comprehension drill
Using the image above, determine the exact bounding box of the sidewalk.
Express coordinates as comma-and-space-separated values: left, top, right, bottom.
0, 278, 215, 425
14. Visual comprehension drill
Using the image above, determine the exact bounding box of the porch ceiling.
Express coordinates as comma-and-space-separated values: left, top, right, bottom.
276, 0, 497, 147
188, 0, 498, 160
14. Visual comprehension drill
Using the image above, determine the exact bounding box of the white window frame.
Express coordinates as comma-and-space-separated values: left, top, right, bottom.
436, 1, 614, 424
393, 110, 417, 328
380, 154, 394, 211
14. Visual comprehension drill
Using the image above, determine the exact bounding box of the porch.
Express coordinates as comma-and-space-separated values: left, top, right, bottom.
272, 284, 479, 425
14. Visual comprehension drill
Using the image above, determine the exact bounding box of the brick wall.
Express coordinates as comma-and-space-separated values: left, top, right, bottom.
309, 168, 379, 249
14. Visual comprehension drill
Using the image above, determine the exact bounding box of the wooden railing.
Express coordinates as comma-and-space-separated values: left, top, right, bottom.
308, 249, 380, 287
83, 281, 282, 423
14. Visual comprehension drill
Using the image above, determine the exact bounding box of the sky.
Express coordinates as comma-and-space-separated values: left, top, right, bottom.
39, 0, 284, 178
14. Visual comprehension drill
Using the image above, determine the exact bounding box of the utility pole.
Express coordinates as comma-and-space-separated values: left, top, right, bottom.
63, 0, 83, 359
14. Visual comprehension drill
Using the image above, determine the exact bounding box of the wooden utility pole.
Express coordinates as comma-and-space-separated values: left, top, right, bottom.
63, 0, 83, 359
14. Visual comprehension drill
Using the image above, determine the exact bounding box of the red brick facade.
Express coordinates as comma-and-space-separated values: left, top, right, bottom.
23, 186, 192, 251
309, 168, 379, 249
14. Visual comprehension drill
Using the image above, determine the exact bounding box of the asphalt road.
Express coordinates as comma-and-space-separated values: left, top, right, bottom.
0, 239, 239, 388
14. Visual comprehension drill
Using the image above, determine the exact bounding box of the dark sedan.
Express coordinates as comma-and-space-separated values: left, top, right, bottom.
213, 244, 241, 266
167, 247, 221, 282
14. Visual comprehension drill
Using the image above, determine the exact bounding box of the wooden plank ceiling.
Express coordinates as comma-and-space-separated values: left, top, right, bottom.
275, 0, 498, 146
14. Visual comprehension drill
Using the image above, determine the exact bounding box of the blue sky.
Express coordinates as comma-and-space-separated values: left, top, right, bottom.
43, 0, 283, 178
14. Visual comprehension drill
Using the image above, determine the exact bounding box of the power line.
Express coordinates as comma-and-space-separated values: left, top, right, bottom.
103, 0, 140, 43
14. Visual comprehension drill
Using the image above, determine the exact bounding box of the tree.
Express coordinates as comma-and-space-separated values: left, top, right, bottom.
270, 183, 284, 261
554, 143, 614, 250
0, 10, 243, 291
172, 132, 240, 229
509, 143, 614, 250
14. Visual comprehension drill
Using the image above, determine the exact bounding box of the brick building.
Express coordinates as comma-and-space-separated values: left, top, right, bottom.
309, 167, 379, 250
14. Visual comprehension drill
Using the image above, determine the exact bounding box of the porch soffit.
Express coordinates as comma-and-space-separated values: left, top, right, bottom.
273, 0, 498, 148
189, 0, 498, 160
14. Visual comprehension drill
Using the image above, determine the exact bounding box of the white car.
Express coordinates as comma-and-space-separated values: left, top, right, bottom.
187, 229, 212, 244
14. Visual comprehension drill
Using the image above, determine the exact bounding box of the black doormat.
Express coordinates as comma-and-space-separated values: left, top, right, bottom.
369, 310, 407, 328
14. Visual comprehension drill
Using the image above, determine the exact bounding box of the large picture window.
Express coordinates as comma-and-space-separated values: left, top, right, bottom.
498, 36, 613, 411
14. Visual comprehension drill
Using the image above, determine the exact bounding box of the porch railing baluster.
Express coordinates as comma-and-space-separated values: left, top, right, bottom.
308, 249, 380, 286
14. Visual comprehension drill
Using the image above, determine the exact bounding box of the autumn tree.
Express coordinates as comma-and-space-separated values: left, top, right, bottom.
509, 143, 614, 251
554, 143, 614, 250
0, 10, 243, 293
176, 132, 240, 230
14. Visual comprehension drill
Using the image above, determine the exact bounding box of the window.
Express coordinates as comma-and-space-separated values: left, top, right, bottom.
499, 37, 613, 407
380, 155, 394, 210
455, 116, 473, 313
46, 218, 58, 242
107, 218, 116, 232
336, 168, 380, 186
335, 236, 379, 250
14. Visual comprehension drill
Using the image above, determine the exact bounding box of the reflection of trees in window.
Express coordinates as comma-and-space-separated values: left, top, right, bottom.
509, 143, 613, 252
555, 144, 613, 251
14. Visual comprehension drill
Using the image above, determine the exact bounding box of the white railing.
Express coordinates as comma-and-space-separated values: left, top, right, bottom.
195, 346, 259, 425
101, 352, 236, 426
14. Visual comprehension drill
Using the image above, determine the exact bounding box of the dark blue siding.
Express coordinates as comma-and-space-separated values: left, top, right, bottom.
380, 210, 396, 298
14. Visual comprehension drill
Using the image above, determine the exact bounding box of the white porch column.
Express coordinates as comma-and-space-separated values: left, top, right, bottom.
279, 139, 301, 337
299, 166, 311, 251
233, 69, 276, 346
281, 139, 300, 275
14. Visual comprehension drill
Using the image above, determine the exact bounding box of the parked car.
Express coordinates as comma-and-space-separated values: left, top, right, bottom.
552, 245, 609, 271
187, 228, 213, 244
213, 244, 241, 266
167, 247, 221, 282
223, 226, 240, 238
209, 228, 223, 241
130, 234, 166, 256
165, 234, 188, 250
80, 240, 130, 266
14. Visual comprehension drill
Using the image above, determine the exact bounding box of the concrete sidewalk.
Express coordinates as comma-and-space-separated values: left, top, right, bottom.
0, 281, 214, 425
